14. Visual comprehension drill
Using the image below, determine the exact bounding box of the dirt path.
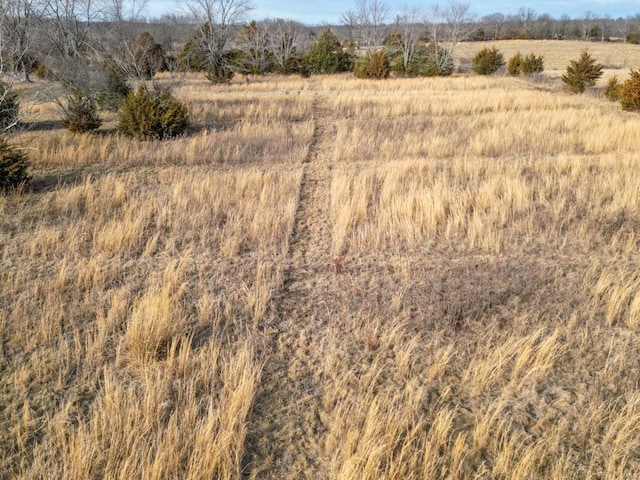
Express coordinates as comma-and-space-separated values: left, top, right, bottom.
244, 86, 337, 479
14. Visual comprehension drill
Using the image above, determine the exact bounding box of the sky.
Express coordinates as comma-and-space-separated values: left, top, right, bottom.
146, 1, 640, 25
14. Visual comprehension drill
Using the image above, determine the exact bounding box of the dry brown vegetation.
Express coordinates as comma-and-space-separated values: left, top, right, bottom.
2, 42, 640, 479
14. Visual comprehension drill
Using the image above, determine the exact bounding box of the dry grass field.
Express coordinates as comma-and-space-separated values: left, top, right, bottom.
456, 39, 640, 80
2, 40, 640, 479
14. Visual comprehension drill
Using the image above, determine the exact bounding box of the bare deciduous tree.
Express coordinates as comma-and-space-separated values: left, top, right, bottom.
424, 0, 475, 72
266, 18, 303, 72
0, 0, 40, 131
105, 0, 147, 23
482, 12, 505, 40
1, 0, 37, 82
342, 0, 390, 50
393, 7, 424, 72
38, 0, 105, 59
180, 0, 253, 79
233, 20, 271, 75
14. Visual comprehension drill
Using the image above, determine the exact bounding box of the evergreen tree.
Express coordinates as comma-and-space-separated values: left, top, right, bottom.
305, 29, 353, 74
561, 50, 603, 94
619, 69, 640, 111
472, 47, 505, 75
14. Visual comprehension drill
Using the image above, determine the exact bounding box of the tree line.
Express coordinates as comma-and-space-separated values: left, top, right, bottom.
3, 0, 640, 87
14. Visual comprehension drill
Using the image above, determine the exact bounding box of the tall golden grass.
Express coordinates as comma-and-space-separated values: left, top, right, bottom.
2, 44, 640, 478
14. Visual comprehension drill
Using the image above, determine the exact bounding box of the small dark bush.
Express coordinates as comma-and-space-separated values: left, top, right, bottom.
619, 69, 640, 112
61, 91, 102, 133
604, 75, 622, 102
204, 64, 234, 84
507, 52, 523, 75
521, 53, 544, 75
353, 51, 390, 79
117, 85, 189, 140
0, 82, 20, 131
274, 55, 310, 77
472, 47, 505, 75
0, 136, 29, 190
34, 61, 56, 81
561, 50, 603, 94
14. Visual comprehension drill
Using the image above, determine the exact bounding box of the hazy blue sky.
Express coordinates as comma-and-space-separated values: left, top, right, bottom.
147, 1, 640, 24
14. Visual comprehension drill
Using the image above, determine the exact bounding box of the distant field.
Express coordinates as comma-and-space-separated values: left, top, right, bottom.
1, 40, 640, 478
456, 39, 640, 80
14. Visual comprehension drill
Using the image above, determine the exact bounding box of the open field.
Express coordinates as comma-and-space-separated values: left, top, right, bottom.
456, 39, 640, 80
2, 41, 640, 478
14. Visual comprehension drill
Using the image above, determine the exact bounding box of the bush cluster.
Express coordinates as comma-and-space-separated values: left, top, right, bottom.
472, 47, 505, 75
0, 136, 29, 190
561, 50, 603, 94
274, 55, 310, 76
353, 51, 390, 79
619, 69, 640, 112
117, 86, 189, 140
391, 45, 454, 77
507, 52, 544, 75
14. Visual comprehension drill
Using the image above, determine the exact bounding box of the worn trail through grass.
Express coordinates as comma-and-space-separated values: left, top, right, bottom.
245, 84, 337, 479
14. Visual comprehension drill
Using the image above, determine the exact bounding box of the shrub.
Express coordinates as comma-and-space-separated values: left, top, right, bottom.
274, 55, 310, 77
472, 47, 505, 75
34, 61, 56, 81
561, 50, 603, 94
305, 29, 353, 74
619, 69, 640, 112
117, 85, 189, 140
0, 82, 20, 131
509, 53, 544, 76
353, 51, 390, 79
604, 75, 622, 102
521, 53, 544, 75
61, 91, 101, 133
204, 64, 235, 84
0, 136, 29, 190
96, 58, 131, 111
507, 52, 523, 75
